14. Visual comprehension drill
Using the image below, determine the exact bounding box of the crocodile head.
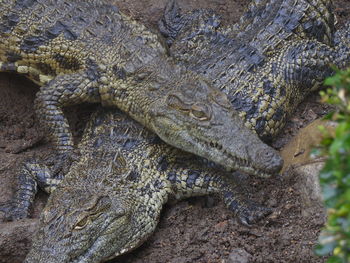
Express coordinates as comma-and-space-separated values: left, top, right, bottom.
147, 73, 283, 177
25, 181, 149, 263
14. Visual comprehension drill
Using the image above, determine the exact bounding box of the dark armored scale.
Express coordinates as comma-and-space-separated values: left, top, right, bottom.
0, 0, 282, 177
2, 108, 271, 263
159, 0, 350, 142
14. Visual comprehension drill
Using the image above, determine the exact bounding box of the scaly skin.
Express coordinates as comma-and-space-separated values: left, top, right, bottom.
0, 0, 282, 177
1, 108, 272, 263
222, 0, 335, 46
159, 0, 349, 142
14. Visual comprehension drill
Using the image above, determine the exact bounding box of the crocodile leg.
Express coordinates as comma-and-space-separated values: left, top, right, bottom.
0, 64, 100, 174
275, 38, 349, 90
35, 73, 100, 153
167, 164, 272, 226
0, 161, 62, 221
34, 73, 101, 174
231, 38, 349, 140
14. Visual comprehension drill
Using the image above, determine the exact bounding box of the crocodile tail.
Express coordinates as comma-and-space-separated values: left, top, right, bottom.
158, 0, 221, 46
334, 22, 350, 69
222, 0, 271, 37
223, 0, 336, 46
158, 0, 184, 45
302, 0, 336, 46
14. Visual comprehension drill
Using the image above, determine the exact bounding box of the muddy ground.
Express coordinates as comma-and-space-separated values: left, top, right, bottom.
0, 0, 349, 262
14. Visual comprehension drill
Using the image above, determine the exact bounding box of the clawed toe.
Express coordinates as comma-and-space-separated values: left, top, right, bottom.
0, 202, 29, 222
237, 205, 273, 226
50, 152, 78, 177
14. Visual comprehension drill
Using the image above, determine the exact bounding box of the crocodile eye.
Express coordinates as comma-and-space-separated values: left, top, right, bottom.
167, 94, 181, 108
72, 196, 111, 230
190, 110, 207, 120
166, 94, 191, 111
189, 103, 211, 121
74, 216, 90, 230
211, 91, 231, 109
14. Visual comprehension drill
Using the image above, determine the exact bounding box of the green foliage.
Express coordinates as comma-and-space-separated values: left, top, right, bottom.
315, 68, 350, 263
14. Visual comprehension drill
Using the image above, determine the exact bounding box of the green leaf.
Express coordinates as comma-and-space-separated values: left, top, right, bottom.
326, 255, 343, 263
315, 68, 350, 261
315, 242, 336, 256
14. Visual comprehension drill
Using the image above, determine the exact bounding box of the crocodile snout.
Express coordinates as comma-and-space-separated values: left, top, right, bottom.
257, 148, 283, 175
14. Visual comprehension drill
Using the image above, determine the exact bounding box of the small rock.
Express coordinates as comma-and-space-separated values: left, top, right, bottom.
266, 192, 278, 207
280, 119, 335, 173
226, 248, 252, 263
214, 220, 229, 232
291, 162, 326, 217
280, 119, 332, 218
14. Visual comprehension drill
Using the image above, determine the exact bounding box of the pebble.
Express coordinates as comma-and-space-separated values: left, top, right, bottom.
226, 248, 252, 263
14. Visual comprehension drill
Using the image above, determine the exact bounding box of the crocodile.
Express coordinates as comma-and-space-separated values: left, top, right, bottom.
1, 107, 272, 263
0, 0, 282, 177
159, 0, 350, 142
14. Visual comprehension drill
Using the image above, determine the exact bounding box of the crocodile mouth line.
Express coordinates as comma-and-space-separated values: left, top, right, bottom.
204, 140, 274, 178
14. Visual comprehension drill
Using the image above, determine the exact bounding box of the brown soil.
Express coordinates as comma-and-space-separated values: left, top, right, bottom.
0, 1, 349, 262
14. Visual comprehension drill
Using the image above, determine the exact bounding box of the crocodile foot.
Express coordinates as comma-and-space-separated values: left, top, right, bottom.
0, 202, 29, 222
236, 202, 273, 226
49, 151, 79, 177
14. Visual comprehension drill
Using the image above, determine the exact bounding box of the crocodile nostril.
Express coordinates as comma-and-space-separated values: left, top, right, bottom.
258, 148, 283, 174
260, 149, 273, 161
